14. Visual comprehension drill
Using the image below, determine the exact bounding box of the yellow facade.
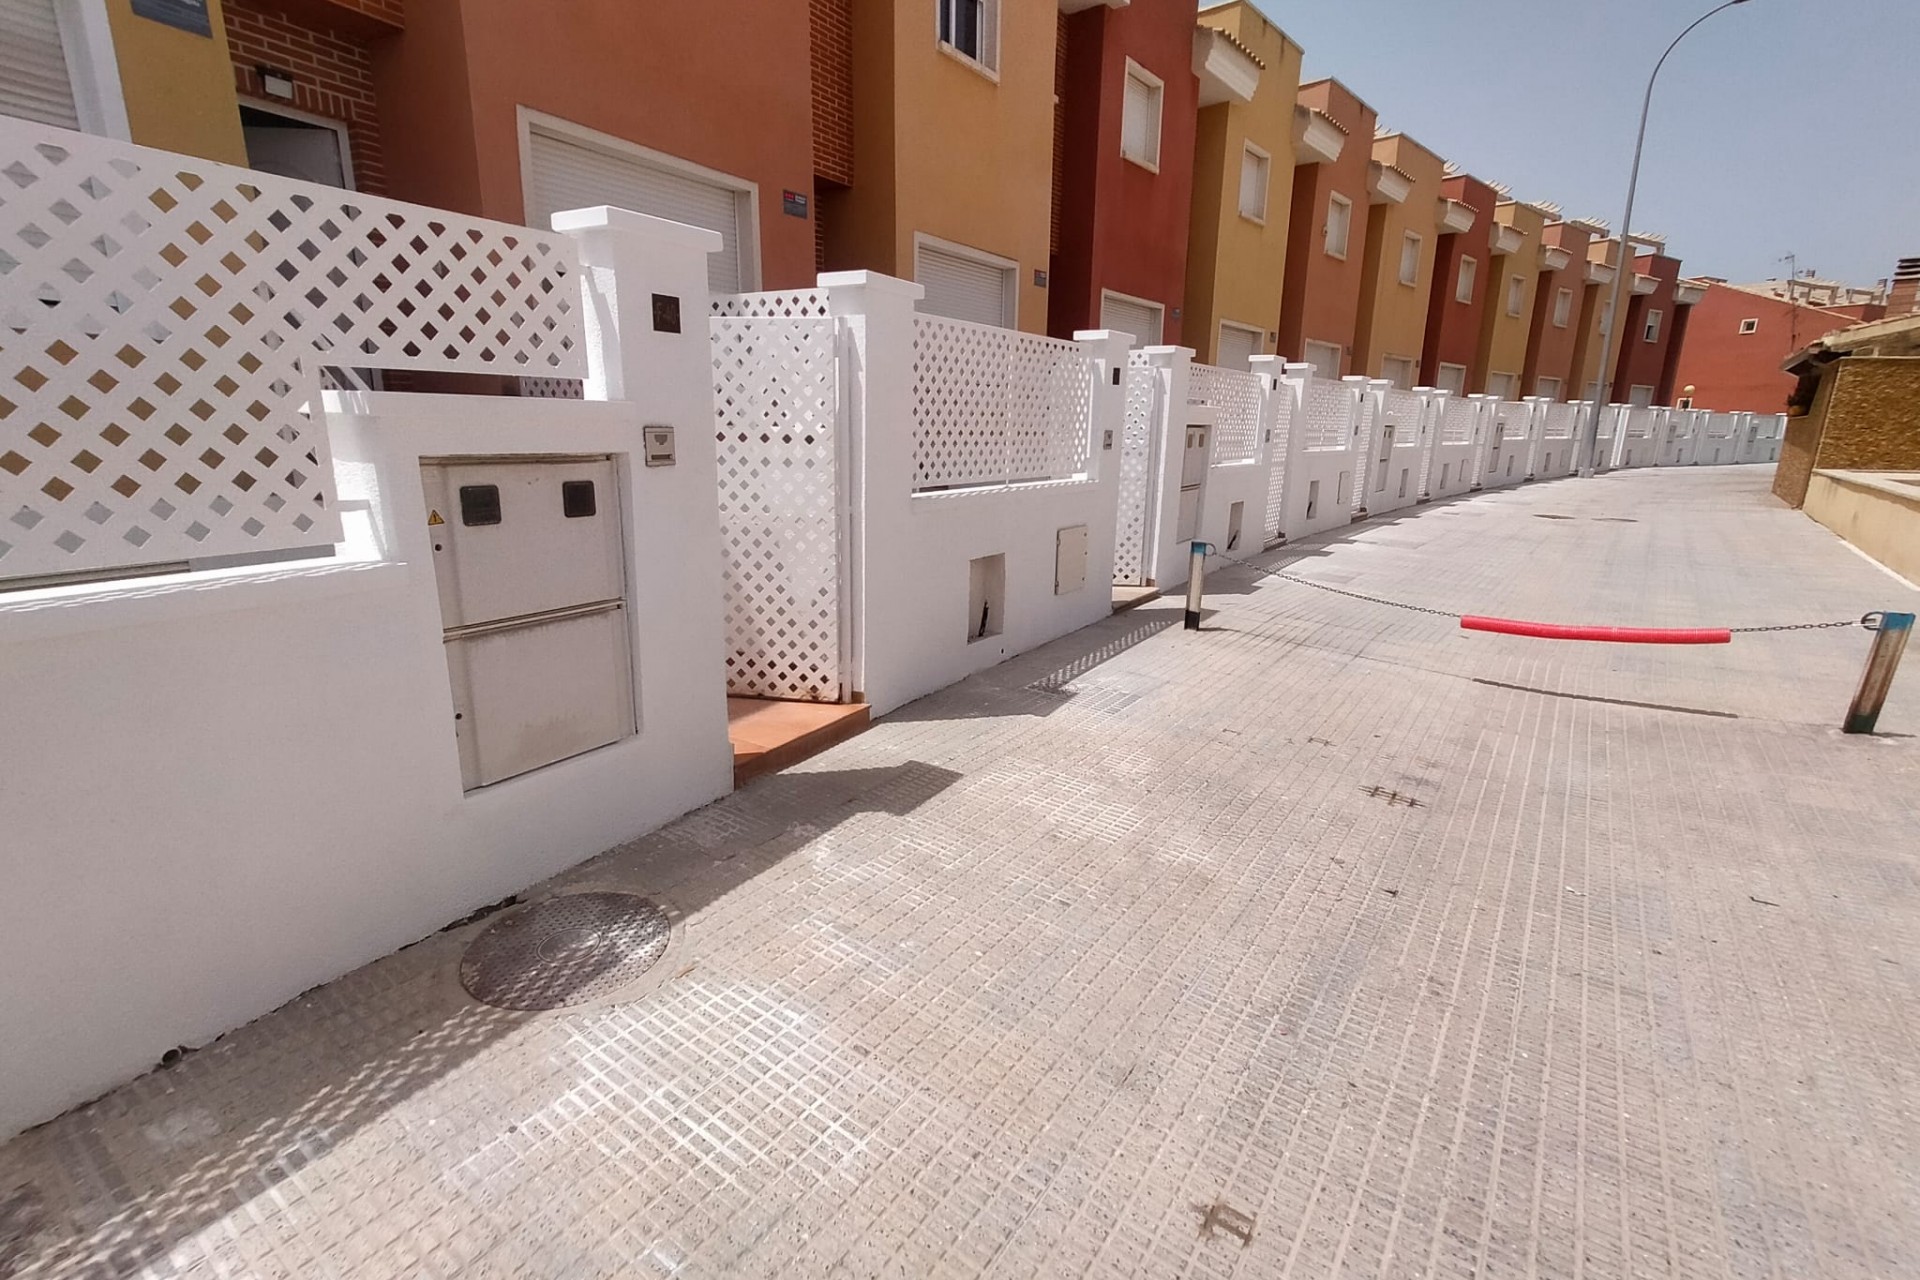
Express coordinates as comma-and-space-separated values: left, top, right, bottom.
832, 0, 1056, 333
1351, 133, 1444, 385
1182, 2, 1301, 366
1473, 200, 1546, 395
105, 0, 246, 164
1572, 236, 1621, 398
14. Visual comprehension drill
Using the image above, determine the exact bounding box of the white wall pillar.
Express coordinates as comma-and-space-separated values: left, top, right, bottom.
1075, 329, 1135, 485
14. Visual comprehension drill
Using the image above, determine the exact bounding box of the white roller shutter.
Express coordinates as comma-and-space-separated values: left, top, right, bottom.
527, 128, 746, 293
1, 0, 80, 129
916, 244, 1012, 328
1100, 293, 1162, 348
1216, 323, 1259, 370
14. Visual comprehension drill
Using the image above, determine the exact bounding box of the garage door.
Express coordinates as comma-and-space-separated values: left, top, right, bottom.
527, 128, 747, 294
916, 244, 1013, 328
1100, 294, 1163, 348
1216, 323, 1259, 370
1, 0, 80, 128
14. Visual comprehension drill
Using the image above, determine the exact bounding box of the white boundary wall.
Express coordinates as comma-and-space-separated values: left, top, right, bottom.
0, 206, 735, 1140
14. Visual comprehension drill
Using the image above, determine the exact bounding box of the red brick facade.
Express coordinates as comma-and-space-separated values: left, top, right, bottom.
810, 0, 853, 187
225, 0, 391, 196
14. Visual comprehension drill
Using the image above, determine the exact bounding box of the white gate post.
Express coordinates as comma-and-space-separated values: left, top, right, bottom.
1075, 329, 1134, 484
1353, 378, 1390, 518
1267, 361, 1313, 542
1467, 393, 1497, 489
1341, 375, 1374, 517
1522, 396, 1550, 479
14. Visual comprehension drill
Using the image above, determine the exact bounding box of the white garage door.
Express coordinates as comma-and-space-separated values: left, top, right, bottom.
1100, 293, 1163, 348
527, 128, 748, 294
916, 244, 1014, 328
1, 0, 80, 128
1216, 322, 1260, 370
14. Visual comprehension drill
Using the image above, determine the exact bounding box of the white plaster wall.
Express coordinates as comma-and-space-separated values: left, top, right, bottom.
1283, 449, 1360, 542
1197, 459, 1270, 557
1427, 441, 1479, 500
0, 208, 737, 1140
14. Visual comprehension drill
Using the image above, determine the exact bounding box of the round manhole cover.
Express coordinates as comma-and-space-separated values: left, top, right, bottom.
460, 893, 672, 1011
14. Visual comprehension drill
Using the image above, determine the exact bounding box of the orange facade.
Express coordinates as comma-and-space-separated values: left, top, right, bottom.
1277, 80, 1375, 377
1522, 221, 1595, 399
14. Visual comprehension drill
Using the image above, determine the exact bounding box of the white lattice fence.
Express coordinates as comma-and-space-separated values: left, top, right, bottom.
910, 317, 1093, 491
0, 118, 586, 581
1113, 362, 1157, 585
1439, 397, 1477, 445
711, 315, 845, 701
1625, 407, 1658, 438
1705, 412, 1737, 439
1498, 402, 1531, 441
1301, 379, 1355, 451
1543, 404, 1578, 438
712, 290, 830, 319
1187, 362, 1262, 464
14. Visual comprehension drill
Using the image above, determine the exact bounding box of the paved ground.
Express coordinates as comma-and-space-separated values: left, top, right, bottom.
4, 467, 1918, 1279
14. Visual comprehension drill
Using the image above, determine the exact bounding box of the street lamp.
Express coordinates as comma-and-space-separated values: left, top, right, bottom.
1583, 0, 1753, 476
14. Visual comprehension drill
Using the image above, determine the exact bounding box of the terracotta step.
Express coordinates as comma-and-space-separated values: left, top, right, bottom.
727, 697, 871, 788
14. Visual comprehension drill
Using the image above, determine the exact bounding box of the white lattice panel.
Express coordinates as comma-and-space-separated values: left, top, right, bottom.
1, 119, 589, 580
712, 290, 830, 319
1439, 397, 1477, 445
1264, 385, 1294, 543
1187, 363, 1262, 464
910, 317, 1093, 491
1626, 407, 1658, 438
1496, 402, 1531, 440
1113, 365, 1157, 585
711, 316, 844, 701
1380, 388, 1424, 429
518, 377, 585, 399
1301, 380, 1353, 451
1705, 412, 1737, 439
1543, 403, 1577, 438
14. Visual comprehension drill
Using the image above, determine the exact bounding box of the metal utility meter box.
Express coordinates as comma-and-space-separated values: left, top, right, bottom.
422, 458, 634, 790
1176, 424, 1211, 543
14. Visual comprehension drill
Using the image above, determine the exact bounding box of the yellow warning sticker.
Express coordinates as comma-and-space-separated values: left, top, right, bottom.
427, 510, 445, 526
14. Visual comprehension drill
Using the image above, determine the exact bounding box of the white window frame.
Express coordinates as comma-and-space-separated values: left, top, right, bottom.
1456, 255, 1478, 305
1535, 375, 1563, 400
1324, 192, 1352, 260
1486, 371, 1518, 400
516, 107, 763, 291
1120, 58, 1164, 173
239, 99, 357, 190
1218, 319, 1264, 366
23, 0, 131, 137
1552, 287, 1573, 328
1381, 354, 1417, 390
1398, 231, 1421, 287
1738, 317, 1759, 334
916, 231, 1020, 328
1303, 339, 1342, 380
1238, 141, 1270, 225
1436, 362, 1468, 395
1644, 308, 1663, 343
936, 0, 1000, 78
1506, 274, 1525, 318
1099, 287, 1164, 346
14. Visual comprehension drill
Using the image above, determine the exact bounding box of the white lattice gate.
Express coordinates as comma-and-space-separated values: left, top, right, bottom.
711, 298, 851, 702
1113, 356, 1159, 586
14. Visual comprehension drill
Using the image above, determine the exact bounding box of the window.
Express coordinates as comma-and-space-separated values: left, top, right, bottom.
1455, 256, 1477, 304
1628, 384, 1655, 407
1535, 376, 1563, 400
1324, 193, 1352, 259
1100, 291, 1164, 347
1436, 363, 1468, 395
916, 237, 1016, 328
1, 0, 124, 135
1398, 232, 1421, 287
1238, 142, 1270, 223
1553, 287, 1573, 328
1382, 355, 1416, 390
937, 0, 998, 73
1738, 317, 1759, 334
1506, 275, 1525, 318
1217, 321, 1262, 370
1121, 60, 1163, 171
1644, 309, 1663, 343
1486, 372, 1517, 400
1303, 340, 1342, 379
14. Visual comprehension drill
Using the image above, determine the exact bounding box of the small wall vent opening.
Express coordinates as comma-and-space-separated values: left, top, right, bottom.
968, 554, 1006, 643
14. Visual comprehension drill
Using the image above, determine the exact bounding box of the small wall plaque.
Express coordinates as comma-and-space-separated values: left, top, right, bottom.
651, 293, 681, 334
643, 425, 676, 467
1033, 269, 1048, 288
782, 190, 809, 218
1102, 429, 1114, 450
132, 0, 211, 35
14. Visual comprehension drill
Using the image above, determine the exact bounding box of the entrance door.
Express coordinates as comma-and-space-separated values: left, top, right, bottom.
1374, 425, 1394, 492
1176, 424, 1210, 542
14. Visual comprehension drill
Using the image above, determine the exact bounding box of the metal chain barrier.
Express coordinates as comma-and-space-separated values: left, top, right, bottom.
1207, 548, 1871, 633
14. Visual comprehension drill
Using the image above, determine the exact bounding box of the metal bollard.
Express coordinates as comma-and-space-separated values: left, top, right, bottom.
1185, 541, 1212, 631
1843, 611, 1914, 734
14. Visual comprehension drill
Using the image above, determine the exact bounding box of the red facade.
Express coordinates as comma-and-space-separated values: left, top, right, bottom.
1049, 1, 1199, 342
1613, 252, 1682, 403
1421, 174, 1496, 389
1520, 221, 1593, 399
1277, 80, 1374, 374
1667, 283, 1862, 412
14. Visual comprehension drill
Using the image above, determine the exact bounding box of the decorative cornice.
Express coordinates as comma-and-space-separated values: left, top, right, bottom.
1367, 160, 1413, 206
1293, 104, 1346, 166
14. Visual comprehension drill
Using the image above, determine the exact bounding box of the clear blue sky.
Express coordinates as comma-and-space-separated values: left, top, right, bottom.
1237, 0, 1917, 287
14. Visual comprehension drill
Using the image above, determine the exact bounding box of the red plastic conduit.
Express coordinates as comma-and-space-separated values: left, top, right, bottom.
1460, 615, 1732, 645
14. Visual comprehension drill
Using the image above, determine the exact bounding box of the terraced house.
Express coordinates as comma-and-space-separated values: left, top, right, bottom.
1351, 131, 1446, 389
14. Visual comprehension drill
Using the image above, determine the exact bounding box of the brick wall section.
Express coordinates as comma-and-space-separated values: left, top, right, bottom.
225, 0, 388, 196
810, 0, 853, 186
328, 0, 403, 25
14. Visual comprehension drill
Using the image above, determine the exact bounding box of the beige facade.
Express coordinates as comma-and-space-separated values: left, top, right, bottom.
1351, 133, 1445, 386
831, 0, 1057, 332
1182, 2, 1301, 366
1474, 200, 1547, 396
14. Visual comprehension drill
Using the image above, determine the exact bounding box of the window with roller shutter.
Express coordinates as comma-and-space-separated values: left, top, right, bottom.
1120, 60, 1162, 171
2, 0, 80, 129
525, 123, 755, 294
1100, 292, 1163, 348
1216, 322, 1260, 371
916, 240, 1016, 328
